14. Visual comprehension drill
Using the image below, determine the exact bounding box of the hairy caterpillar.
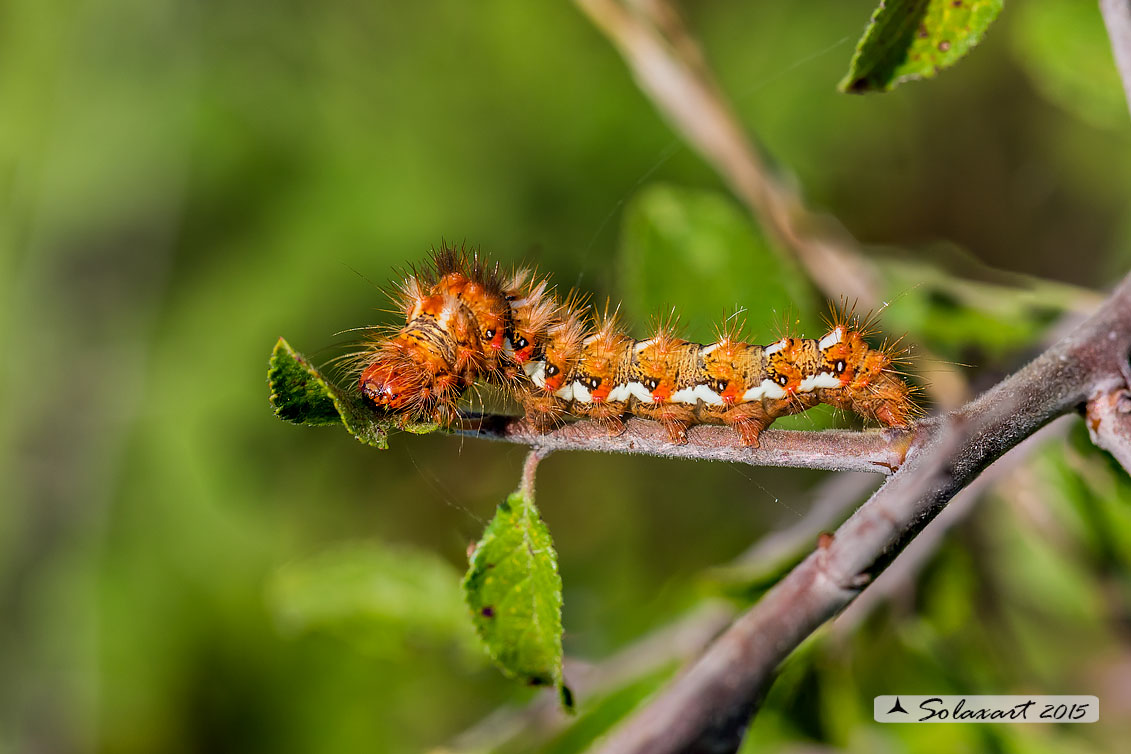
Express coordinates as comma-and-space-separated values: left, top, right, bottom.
354, 245, 918, 446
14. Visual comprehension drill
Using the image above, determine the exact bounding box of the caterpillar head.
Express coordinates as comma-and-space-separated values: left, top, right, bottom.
359, 355, 424, 412
358, 304, 469, 419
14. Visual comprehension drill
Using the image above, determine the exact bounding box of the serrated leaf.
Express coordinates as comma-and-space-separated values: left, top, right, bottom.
463, 489, 572, 709
839, 0, 1003, 94
268, 337, 344, 426
268, 337, 438, 448
618, 184, 815, 343
267, 541, 478, 659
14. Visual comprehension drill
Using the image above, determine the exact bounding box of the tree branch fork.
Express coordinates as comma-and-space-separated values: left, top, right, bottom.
450, 271, 1131, 754
578, 272, 1131, 754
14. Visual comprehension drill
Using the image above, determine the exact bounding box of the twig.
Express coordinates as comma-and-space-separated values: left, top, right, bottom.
520, 447, 549, 500
573, 0, 876, 305
458, 415, 915, 475
1101, 0, 1131, 119
588, 273, 1131, 754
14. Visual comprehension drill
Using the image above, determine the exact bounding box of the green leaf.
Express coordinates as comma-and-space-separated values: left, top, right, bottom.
268, 337, 343, 426
618, 184, 815, 343
463, 489, 572, 709
267, 337, 438, 448
839, 0, 1003, 94
1011, 0, 1127, 130
267, 542, 478, 659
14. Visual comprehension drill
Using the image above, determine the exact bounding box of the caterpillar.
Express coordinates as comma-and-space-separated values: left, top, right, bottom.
354, 245, 918, 447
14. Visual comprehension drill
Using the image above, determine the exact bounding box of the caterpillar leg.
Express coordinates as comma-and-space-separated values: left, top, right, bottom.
819, 373, 917, 429
519, 395, 569, 434
573, 400, 628, 437
596, 413, 627, 436
633, 403, 695, 444
720, 404, 772, 448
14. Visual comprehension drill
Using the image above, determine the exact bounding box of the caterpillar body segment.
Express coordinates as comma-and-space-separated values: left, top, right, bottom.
356, 245, 919, 444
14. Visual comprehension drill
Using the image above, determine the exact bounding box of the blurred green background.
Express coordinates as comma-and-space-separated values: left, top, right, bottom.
3, 1, 1131, 752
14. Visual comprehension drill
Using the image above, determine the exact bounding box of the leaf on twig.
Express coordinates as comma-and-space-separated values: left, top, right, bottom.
839, 0, 1003, 94
267, 337, 437, 448
267, 541, 479, 659
463, 489, 572, 710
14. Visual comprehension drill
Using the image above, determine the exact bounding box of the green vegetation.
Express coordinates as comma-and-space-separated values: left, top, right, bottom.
3, 1, 1130, 753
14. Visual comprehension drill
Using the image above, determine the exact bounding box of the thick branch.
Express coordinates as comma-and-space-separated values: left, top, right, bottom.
458, 415, 914, 475
1101, 0, 1131, 118
588, 273, 1131, 754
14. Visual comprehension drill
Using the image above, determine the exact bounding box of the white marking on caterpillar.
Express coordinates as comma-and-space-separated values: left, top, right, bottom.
743, 379, 787, 402
634, 338, 658, 353
570, 381, 593, 403
607, 384, 631, 403
670, 386, 699, 404
554, 383, 574, 401
668, 384, 725, 406
818, 328, 844, 350
764, 339, 786, 356
700, 343, 720, 356
625, 381, 654, 403
694, 384, 724, 406
525, 361, 546, 388
799, 372, 841, 392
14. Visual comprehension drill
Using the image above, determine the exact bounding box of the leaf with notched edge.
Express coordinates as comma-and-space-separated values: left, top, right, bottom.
839, 0, 1003, 94
268, 337, 437, 448
463, 490, 573, 710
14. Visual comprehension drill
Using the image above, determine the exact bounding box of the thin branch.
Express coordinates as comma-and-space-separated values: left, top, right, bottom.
574, 0, 878, 306
520, 447, 549, 500
457, 415, 915, 475
588, 273, 1131, 754
1101, 0, 1131, 118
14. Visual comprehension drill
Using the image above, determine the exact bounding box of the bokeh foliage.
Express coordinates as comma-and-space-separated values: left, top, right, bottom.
3, 1, 1131, 753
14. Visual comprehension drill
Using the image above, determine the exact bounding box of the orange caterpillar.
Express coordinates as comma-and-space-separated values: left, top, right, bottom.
357, 245, 918, 446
